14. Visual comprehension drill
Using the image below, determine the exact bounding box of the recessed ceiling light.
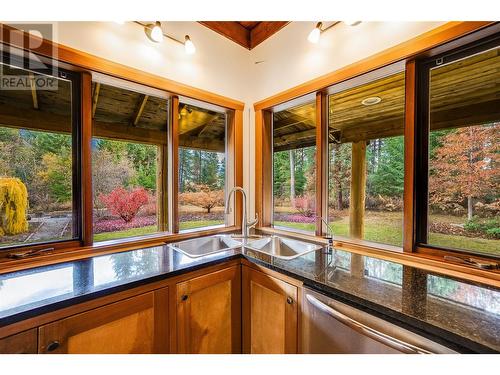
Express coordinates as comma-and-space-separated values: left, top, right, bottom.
361, 96, 382, 106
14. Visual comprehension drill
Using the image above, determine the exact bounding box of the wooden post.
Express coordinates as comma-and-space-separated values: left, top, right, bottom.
315, 92, 329, 236
157, 144, 168, 232
350, 140, 367, 277
81, 72, 93, 246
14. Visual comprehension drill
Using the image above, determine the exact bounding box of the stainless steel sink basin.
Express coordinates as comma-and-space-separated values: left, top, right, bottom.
168, 235, 243, 258
244, 235, 323, 260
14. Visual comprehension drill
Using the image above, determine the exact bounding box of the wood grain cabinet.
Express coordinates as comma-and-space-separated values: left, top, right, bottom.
242, 266, 298, 354
176, 265, 241, 353
38, 287, 169, 354
0, 329, 38, 354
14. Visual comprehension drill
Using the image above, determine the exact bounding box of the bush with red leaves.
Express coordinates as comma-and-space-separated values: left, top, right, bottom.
99, 187, 149, 223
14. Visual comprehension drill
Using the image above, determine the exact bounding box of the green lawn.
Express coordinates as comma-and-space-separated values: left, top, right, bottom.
93, 220, 224, 242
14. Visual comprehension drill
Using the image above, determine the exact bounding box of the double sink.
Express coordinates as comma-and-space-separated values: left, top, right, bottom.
168, 234, 323, 260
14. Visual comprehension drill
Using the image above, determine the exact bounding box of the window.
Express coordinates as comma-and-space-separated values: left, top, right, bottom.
328, 69, 406, 247
418, 38, 500, 257
178, 102, 227, 232
91, 80, 168, 242
272, 100, 316, 234
0, 59, 80, 249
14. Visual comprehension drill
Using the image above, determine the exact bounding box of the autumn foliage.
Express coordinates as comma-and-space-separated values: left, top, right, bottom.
0, 177, 29, 236
429, 124, 499, 218
99, 187, 149, 223
179, 184, 224, 213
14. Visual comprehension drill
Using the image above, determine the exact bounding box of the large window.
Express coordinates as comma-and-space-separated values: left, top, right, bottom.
91, 81, 168, 242
272, 101, 317, 234
328, 70, 406, 247
178, 103, 227, 232
418, 40, 499, 257
0, 60, 80, 249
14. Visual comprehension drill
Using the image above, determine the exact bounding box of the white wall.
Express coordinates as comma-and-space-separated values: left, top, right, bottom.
48, 21, 446, 219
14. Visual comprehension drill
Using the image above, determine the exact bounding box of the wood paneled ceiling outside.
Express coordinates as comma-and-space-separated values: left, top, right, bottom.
198, 21, 289, 49
273, 46, 500, 152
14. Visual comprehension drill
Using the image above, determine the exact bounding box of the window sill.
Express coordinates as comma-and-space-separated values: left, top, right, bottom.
256, 226, 500, 288
0, 225, 240, 274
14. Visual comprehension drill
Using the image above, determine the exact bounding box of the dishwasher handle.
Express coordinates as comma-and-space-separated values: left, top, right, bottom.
305, 294, 433, 354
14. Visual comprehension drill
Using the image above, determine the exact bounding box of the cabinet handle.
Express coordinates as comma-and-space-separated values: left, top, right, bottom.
287, 297, 293, 304
181, 294, 188, 301
46, 341, 60, 352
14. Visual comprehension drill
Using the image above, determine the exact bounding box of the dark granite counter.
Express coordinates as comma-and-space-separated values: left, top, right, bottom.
0, 242, 499, 353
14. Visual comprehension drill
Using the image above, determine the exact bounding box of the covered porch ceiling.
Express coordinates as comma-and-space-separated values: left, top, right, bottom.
272, 47, 500, 152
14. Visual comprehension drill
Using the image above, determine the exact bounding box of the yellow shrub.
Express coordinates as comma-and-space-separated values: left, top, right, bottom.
0, 177, 29, 237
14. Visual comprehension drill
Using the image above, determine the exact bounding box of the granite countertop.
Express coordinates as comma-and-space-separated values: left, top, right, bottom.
0, 241, 499, 353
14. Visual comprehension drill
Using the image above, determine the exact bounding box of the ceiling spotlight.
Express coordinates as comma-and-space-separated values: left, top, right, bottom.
345, 21, 361, 26
145, 21, 163, 43
361, 96, 382, 106
184, 35, 196, 55
308, 22, 322, 44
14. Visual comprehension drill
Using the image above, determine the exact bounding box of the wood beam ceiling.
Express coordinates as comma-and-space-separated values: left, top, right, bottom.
198, 21, 289, 50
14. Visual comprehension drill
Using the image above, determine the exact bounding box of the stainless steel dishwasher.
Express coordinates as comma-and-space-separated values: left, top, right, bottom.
302, 288, 456, 354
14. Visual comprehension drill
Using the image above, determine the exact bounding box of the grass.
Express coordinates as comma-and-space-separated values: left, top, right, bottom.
93, 220, 224, 242
275, 211, 500, 256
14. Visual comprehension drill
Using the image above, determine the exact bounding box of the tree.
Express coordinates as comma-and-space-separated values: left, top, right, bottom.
367, 136, 405, 197
38, 152, 72, 203
329, 143, 351, 210
179, 184, 224, 213
0, 177, 29, 237
429, 124, 499, 220
99, 187, 149, 223
92, 149, 136, 215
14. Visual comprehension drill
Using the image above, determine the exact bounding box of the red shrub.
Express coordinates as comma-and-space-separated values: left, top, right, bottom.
99, 187, 149, 223
294, 195, 316, 217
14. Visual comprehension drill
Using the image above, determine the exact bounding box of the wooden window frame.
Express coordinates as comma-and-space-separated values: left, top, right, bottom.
0, 23, 244, 268
0, 51, 83, 251
414, 32, 500, 259
255, 22, 500, 278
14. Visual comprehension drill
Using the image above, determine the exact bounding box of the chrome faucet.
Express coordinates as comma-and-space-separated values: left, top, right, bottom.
225, 187, 258, 238
316, 215, 334, 248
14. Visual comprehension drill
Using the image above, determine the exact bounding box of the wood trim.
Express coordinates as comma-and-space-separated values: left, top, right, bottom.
315, 92, 328, 236
199, 21, 250, 49
233, 110, 244, 226
169, 96, 180, 233
403, 60, 417, 253
249, 22, 289, 49
254, 109, 273, 227
254, 22, 493, 111
153, 287, 170, 353
0, 23, 244, 111
81, 72, 93, 247
0, 225, 239, 274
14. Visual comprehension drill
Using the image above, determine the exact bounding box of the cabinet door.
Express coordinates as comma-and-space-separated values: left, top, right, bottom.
242, 266, 298, 354
176, 266, 241, 354
38, 287, 169, 354
0, 329, 37, 354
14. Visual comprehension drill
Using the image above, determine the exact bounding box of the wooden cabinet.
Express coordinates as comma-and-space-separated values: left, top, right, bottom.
242, 266, 298, 354
38, 287, 169, 354
176, 265, 241, 353
0, 329, 37, 354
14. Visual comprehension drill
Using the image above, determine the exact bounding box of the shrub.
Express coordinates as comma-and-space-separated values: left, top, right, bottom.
93, 216, 156, 233
294, 195, 315, 217
0, 177, 29, 236
464, 217, 500, 239
179, 185, 224, 213
99, 187, 149, 223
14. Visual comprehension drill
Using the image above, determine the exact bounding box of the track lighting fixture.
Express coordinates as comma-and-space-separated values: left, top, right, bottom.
344, 21, 362, 26
184, 35, 196, 55
145, 21, 164, 43
134, 21, 196, 55
308, 21, 361, 44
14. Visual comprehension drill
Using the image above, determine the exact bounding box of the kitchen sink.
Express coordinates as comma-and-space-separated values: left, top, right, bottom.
244, 235, 323, 260
168, 235, 243, 258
